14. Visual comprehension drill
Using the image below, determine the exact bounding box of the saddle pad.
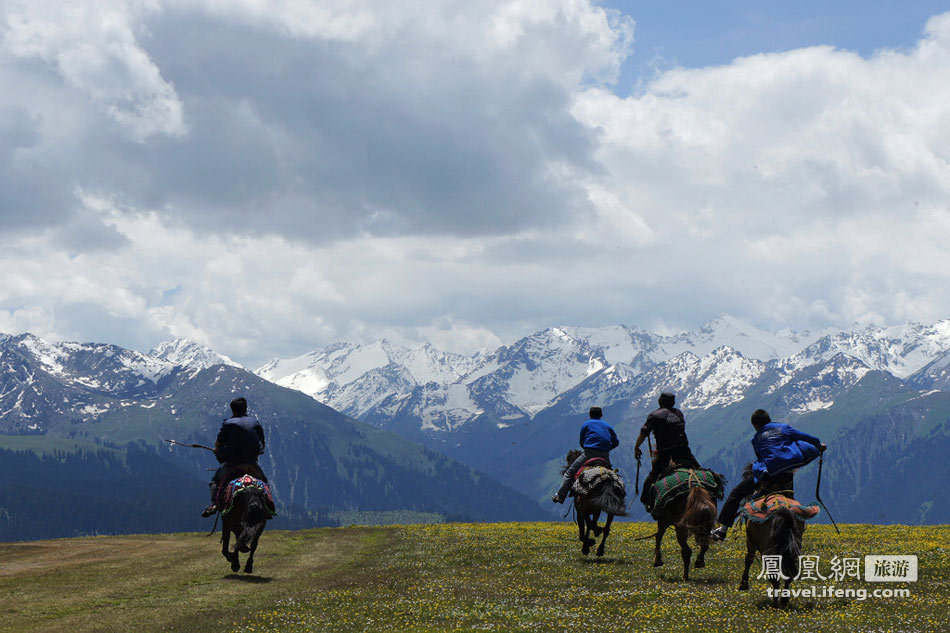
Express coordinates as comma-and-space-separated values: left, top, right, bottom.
572, 466, 626, 497
740, 493, 820, 523
651, 468, 725, 518
221, 475, 278, 517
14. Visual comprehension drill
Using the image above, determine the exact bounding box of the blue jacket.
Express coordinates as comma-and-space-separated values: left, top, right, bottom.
751, 422, 821, 482
579, 419, 619, 452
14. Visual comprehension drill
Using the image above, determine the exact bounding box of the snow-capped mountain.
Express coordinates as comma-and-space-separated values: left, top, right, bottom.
255, 316, 950, 437
149, 338, 242, 373
0, 334, 244, 432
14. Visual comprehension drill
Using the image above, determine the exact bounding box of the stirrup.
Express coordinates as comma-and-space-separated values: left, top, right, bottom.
201, 504, 218, 518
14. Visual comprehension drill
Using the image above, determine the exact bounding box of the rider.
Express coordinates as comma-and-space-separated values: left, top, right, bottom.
710, 408, 826, 540
551, 406, 619, 504
201, 397, 268, 517
635, 391, 701, 512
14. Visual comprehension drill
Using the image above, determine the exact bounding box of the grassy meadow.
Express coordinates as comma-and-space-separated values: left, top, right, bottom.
1, 522, 946, 632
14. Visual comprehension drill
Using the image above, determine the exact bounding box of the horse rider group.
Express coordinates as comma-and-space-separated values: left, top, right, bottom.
552, 391, 826, 540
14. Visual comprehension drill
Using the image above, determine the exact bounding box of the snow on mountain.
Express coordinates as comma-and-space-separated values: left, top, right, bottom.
777, 320, 950, 380
770, 353, 873, 414
254, 315, 950, 435
149, 338, 242, 373
11, 334, 175, 390
655, 315, 833, 362
256, 339, 483, 422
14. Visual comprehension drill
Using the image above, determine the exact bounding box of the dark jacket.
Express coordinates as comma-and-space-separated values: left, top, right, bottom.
641, 406, 689, 451
579, 419, 619, 452
751, 422, 821, 481
215, 415, 265, 464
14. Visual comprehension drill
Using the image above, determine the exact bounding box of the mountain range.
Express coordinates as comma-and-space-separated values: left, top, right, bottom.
254, 315, 950, 524
3, 315, 949, 540
0, 334, 547, 541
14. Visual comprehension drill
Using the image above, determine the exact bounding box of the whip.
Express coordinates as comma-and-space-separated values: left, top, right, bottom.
815, 450, 840, 534
164, 439, 215, 452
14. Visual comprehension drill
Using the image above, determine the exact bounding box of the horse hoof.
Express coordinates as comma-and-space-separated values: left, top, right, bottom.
582, 546, 591, 556
738, 583, 749, 591
231, 558, 240, 572
653, 560, 663, 567
596, 549, 605, 557
694, 559, 705, 569
244, 565, 253, 574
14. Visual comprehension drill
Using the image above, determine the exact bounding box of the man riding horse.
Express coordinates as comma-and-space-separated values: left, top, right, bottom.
635, 391, 701, 512
711, 408, 826, 541
201, 397, 268, 517
551, 406, 619, 504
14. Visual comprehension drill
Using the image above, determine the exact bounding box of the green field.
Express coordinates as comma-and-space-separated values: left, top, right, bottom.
1, 523, 946, 632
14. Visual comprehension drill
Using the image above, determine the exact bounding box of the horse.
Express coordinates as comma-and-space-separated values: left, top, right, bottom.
739, 506, 805, 607
562, 449, 627, 557
651, 468, 718, 580
219, 476, 272, 574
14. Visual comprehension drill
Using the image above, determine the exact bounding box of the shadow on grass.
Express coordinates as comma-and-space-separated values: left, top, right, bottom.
224, 574, 273, 583
658, 573, 731, 585
579, 557, 635, 566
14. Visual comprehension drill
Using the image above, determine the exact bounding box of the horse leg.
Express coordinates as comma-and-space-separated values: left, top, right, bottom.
596, 513, 613, 557
770, 579, 780, 607
694, 535, 709, 569
591, 510, 603, 537
581, 516, 593, 556
676, 525, 692, 581
221, 525, 231, 561
738, 542, 755, 591
653, 522, 668, 567
229, 529, 241, 573
244, 528, 262, 574
780, 579, 791, 607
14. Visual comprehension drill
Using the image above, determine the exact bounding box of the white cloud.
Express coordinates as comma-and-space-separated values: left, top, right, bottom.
2, 0, 186, 141
2, 4, 950, 363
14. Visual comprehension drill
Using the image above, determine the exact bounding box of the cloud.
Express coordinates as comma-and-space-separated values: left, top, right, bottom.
1, 4, 950, 363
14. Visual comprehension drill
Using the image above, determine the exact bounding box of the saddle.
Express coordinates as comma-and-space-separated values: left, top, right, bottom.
220, 475, 278, 518
574, 457, 611, 480
741, 493, 819, 523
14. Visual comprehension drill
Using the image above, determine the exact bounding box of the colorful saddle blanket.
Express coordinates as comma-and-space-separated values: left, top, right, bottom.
572, 466, 626, 497
740, 493, 819, 523
651, 468, 725, 518
221, 475, 278, 518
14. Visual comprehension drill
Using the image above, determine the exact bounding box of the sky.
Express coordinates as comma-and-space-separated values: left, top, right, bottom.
2, 1, 950, 368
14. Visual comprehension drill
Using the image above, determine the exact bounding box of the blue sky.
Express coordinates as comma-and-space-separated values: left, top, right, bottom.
605, 1, 950, 92
1, 1, 950, 365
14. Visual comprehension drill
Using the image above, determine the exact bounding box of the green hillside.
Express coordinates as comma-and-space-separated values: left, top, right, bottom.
2, 523, 945, 632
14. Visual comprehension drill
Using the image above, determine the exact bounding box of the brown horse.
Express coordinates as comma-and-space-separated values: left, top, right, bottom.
563, 449, 627, 557
652, 481, 717, 580
220, 479, 271, 574
738, 507, 804, 607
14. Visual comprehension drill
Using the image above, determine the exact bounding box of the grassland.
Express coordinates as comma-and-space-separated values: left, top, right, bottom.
1, 523, 946, 632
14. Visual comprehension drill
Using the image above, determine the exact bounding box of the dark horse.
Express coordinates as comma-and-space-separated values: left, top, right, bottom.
562, 449, 627, 557
220, 477, 271, 574
739, 506, 804, 607
652, 474, 718, 580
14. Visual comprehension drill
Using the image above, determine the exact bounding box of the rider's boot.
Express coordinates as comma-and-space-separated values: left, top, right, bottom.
710, 525, 728, 541
201, 483, 219, 517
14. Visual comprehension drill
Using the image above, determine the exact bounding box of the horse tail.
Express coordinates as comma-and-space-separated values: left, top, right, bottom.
237, 488, 269, 551
679, 486, 716, 544
591, 481, 629, 517
769, 507, 801, 580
